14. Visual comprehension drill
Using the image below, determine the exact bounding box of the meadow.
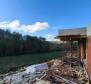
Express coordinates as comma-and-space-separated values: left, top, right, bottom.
0, 51, 65, 73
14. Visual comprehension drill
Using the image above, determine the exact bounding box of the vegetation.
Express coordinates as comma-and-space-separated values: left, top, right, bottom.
0, 29, 78, 74
0, 29, 64, 73
0, 51, 65, 73
0, 29, 61, 57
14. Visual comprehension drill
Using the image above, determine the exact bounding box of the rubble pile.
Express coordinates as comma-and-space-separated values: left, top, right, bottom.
43, 59, 84, 84
63, 52, 80, 66
0, 63, 48, 84
0, 53, 89, 84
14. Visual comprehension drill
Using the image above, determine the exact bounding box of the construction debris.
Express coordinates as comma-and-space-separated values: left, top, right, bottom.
33, 78, 50, 84
0, 52, 89, 84
25, 63, 48, 74
0, 63, 48, 84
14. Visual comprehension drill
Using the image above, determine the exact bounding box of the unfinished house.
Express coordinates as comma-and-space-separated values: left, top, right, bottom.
56, 25, 91, 81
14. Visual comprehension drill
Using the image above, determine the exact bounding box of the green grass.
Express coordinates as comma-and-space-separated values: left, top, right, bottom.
0, 51, 65, 74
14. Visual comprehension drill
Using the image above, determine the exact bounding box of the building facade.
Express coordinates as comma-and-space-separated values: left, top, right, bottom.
56, 25, 91, 80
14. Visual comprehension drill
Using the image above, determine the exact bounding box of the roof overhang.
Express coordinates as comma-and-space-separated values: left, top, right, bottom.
56, 28, 87, 41
56, 35, 87, 41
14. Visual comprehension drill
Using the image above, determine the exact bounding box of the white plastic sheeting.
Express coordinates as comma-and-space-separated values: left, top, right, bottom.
25, 63, 48, 74
0, 63, 48, 84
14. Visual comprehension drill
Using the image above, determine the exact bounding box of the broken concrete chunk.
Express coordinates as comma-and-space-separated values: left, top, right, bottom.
34, 78, 50, 84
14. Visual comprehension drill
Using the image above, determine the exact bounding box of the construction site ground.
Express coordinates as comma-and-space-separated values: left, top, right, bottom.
0, 51, 89, 84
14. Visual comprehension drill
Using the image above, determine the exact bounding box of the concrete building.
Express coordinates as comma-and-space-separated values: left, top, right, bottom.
56, 25, 91, 80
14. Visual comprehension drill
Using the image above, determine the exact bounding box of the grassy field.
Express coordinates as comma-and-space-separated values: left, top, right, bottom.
0, 51, 65, 73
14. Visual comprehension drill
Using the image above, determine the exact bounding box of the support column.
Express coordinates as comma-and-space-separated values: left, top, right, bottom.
78, 39, 84, 61
80, 41, 84, 61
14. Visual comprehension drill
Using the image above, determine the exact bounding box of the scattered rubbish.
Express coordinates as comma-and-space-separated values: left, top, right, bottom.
33, 78, 50, 84
25, 63, 48, 74
0, 52, 89, 84
24, 65, 36, 74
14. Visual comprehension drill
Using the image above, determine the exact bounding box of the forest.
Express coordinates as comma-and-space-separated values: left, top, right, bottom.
0, 29, 61, 57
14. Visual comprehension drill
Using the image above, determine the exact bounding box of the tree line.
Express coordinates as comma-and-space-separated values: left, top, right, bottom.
0, 29, 61, 57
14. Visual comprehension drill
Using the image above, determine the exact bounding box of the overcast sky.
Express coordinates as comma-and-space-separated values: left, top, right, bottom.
0, 0, 91, 41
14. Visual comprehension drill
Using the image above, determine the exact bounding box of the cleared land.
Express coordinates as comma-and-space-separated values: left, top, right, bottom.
0, 51, 65, 73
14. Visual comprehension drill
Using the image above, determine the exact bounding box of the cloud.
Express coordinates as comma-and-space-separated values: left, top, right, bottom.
0, 20, 50, 34
0, 20, 20, 29
21, 22, 49, 33
45, 34, 55, 41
